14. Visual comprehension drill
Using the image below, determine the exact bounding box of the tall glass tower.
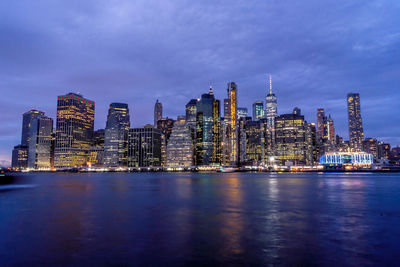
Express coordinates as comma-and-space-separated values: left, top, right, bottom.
347, 93, 364, 151
104, 103, 130, 167
252, 101, 264, 121
28, 115, 53, 170
265, 75, 277, 129
21, 109, 45, 146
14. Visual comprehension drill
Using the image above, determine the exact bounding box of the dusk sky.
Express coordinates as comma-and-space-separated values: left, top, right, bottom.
1, 0, 399, 165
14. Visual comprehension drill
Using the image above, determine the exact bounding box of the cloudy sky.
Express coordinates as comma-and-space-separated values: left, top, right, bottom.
1, 0, 399, 165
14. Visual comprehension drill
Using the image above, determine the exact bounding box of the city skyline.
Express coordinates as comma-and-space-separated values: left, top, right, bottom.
1, 0, 400, 165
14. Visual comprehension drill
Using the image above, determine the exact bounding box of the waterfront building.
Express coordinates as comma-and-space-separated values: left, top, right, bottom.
320, 152, 373, 166
28, 115, 53, 169
377, 142, 391, 160
154, 99, 163, 126
252, 101, 264, 121
104, 103, 130, 167
128, 126, 162, 167
347, 93, 364, 151
166, 117, 194, 166
306, 122, 318, 166
362, 138, 378, 160
265, 75, 277, 129
21, 109, 45, 146
212, 98, 222, 164
274, 109, 308, 166
54, 93, 95, 169
237, 107, 248, 119
222, 98, 231, 165
238, 117, 251, 164
11, 145, 28, 170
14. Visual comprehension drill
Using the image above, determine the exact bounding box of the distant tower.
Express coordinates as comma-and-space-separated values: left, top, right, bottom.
228, 82, 238, 165
347, 93, 364, 151
327, 115, 335, 142
265, 75, 277, 129
154, 100, 163, 126
21, 109, 45, 146
316, 108, 327, 139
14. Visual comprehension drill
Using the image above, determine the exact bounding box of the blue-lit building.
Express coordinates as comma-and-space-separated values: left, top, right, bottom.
320, 152, 373, 166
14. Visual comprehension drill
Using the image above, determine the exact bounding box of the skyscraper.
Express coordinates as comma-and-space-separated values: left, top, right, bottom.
154, 99, 163, 126
252, 101, 264, 121
196, 87, 216, 165
54, 93, 95, 169
265, 75, 277, 129
166, 117, 194, 167
316, 108, 327, 139
228, 82, 238, 165
327, 115, 335, 142
185, 99, 198, 128
275, 110, 308, 166
21, 109, 45, 146
104, 103, 130, 167
347, 93, 364, 151
28, 115, 53, 169
212, 97, 221, 164
11, 145, 28, 170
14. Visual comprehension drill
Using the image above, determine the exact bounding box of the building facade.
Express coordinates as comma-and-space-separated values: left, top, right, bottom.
54, 93, 95, 169
28, 115, 53, 169
128, 127, 162, 167
104, 103, 130, 167
21, 109, 45, 147
166, 118, 194, 166
252, 101, 264, 121
11, 145, 28, 170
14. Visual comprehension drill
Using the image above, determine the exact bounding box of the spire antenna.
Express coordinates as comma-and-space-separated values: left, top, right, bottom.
269, 75, 272, 95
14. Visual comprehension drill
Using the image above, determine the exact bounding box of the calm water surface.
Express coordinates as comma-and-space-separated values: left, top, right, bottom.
1, 172, 400, 266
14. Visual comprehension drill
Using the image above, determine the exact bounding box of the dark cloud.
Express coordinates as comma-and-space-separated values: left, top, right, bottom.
1, 0, 400, 162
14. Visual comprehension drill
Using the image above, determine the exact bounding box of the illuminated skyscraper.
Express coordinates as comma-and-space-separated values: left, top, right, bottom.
265, 75, 277, 129
212, 97, 221, 164
104, 103, 130, 167
21, 109, 45, 146
196, 87, 216, 165
347, 93, 364, 151
275, 110, 308, 166
54, 93, 95, 169
237, 107, 248, 119
362, 138, 378, 159
166, 117, 194, 167
154, 99, 163, 126
228, 82, 238, 165
157, 117, 175, 165
28, 115, 53, 169
252, 101, 264, 121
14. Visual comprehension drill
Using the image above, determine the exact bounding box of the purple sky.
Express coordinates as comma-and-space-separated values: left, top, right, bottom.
1, 0, 400, 166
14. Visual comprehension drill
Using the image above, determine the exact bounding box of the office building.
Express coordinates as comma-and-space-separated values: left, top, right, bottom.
347, 93, 364, 151
21, 109, 45, 146
228, 82, 238, 165
104, 103, 130, 167
362, 138, 378, 160
93, 129, 105, 146
166, 117, 194, 166
237, 107, 248, 119
54, 93, 95, 169
275, 109, 308, 166
185, 99, 198, 128
11, 145, 28, 170
128, 126, 162, 167
28, 115, 53, 169
377, 142, 391, 160
252, 101, 264, 121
